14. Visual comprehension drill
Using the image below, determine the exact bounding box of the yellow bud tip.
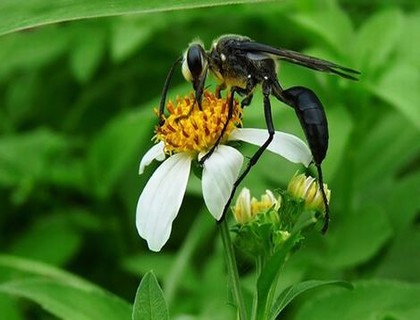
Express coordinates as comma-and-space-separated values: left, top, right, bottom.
287, 173, 331, 213
233, 187, 281, 224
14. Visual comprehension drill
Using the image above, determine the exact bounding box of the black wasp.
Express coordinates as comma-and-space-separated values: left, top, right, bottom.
159, 34, 360, 233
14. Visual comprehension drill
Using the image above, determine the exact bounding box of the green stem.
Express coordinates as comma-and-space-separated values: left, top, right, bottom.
265, 265, 281, 319
164, 212, 214, 305
219, 219, 247, 320
252, 256, 264, 320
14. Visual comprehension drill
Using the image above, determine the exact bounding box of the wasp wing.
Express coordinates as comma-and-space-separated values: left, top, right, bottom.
233, 41, 360, 80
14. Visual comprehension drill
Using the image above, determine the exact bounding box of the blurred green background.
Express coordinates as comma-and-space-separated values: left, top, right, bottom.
0, 0, 419, 319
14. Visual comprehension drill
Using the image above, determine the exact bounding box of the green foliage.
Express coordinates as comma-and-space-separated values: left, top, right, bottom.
0, 0, 419, 319
133, 272, 168, 320
295, 280, 420, 319
0, 255, 132, 319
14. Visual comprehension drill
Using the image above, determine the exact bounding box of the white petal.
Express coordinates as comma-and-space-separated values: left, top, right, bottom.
200, 145, 244, 220
136, 153, 192, 251
229, 128, 312, 167
139, 141, 166, 175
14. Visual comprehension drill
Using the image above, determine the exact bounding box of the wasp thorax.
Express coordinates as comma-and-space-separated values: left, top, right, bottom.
155, 91, 242, 154
182, 44, 207, 82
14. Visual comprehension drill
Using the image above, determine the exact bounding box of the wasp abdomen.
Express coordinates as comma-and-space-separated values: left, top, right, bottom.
283, 86, 329, 165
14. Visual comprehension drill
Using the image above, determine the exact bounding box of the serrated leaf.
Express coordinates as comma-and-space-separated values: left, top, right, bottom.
133, 272, 168, 320
296, 280, 420, 320
269, 280, 352, 319
0, 279, 132, 320
0, 0, 271, 36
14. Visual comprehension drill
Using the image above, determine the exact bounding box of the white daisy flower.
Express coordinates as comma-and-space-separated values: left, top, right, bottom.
136, 92, 312, 251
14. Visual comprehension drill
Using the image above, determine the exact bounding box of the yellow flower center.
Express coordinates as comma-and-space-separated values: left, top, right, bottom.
155, 91, 242, 154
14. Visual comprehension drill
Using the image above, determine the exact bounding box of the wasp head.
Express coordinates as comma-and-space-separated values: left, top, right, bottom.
182, 42, 208, 109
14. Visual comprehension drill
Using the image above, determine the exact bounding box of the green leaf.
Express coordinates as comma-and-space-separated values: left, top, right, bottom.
0, 278, 132, 320
0, 0, 270, 36
110, 17, 158, 62
70, 24, 107, 82
372, 63, 420, 130
0, 255, 99, 291
322, 104, 353, 179
323, 204, 393, 269
0, 294, 22, 320
133, 271, 168, 320
355, 9, 403, 73
290, 9, 353, 55
383, 172, 420, 231
256, 213, 316, 319
355, 111, 420, 189
9, 214, 82, 266
269, 280, 352, 320
397, 11, 420, 69
296, 280, 420, 320
87, 106, 155, 198
0, 129, 85, 203
0, 26, 70, 80
0, 255, 132, 320
375, 226, 420, 282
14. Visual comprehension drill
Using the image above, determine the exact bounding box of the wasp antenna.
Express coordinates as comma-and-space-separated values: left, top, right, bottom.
159, 56, 183, 124
315, 163, 330, 234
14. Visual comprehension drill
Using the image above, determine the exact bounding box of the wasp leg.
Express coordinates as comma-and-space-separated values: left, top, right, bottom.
159, 56, 183, 125
198, 85, 241, 165
218, 80, 275, 221
315, 163, 329, 233
199, 78, 256, 165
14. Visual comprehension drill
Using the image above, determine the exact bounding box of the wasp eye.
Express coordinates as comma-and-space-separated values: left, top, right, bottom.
182, 44, 206, 82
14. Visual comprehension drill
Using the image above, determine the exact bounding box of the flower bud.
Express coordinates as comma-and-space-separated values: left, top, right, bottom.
233, 188, 281, 224
287, 173, 331, 213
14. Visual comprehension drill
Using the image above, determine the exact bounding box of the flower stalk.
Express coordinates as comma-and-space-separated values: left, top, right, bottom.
219, 219, 248, 320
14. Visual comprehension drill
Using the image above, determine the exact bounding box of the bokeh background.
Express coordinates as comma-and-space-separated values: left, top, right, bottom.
0, 0, 419, 319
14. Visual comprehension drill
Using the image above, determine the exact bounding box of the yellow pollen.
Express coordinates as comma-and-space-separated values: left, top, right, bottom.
156, 91, 242, 154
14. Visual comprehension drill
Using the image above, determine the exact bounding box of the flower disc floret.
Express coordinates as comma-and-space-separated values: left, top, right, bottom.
156, 91, 242, 154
